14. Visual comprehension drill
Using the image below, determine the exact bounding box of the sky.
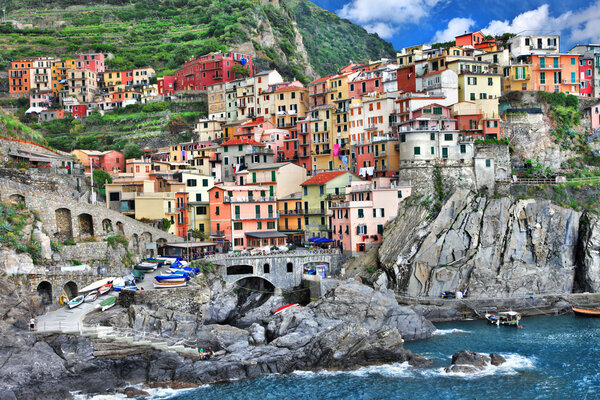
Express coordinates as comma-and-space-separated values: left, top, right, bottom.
310, 0, 600, 52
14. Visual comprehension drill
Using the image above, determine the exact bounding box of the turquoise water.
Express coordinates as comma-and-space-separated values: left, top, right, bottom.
166, 315, 600, 400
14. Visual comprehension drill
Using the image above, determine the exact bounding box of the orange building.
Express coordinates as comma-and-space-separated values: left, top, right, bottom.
530, 54, 580, 94
8, 58, 37, 97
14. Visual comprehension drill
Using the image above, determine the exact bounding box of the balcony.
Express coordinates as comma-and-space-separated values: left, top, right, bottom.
224, 196, 276, 203
326, 193, 345, 200
539, 64, 563, 70
280, 209, 304, 216
304, 209, 326, 216
247, 148, 274, 155
211, 230, 226, 237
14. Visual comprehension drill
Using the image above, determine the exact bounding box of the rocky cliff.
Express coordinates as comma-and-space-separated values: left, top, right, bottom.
377, 189, 600, 298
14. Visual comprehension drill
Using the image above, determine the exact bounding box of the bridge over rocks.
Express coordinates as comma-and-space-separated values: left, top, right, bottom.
205, 250, 344, 289
0, 178, 179, 247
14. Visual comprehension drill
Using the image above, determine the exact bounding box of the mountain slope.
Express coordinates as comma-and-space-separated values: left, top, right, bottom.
0, 0, 396, 81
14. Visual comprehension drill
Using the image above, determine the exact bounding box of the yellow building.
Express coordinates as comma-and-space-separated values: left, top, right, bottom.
396, 44, 430, 67
102, 70, 126, 93
309, 106, 335, 172
447, 60, 502, 101
373, 136, 400, 176
272, 83, 309, 130
277, 192, 304, 244
177, 171, 214, 239
51, 59, 76, 95
502, 64, 532, 92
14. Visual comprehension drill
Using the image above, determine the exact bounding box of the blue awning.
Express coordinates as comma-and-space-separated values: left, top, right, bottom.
308, 237, 321, 242
315, 237, 334, 243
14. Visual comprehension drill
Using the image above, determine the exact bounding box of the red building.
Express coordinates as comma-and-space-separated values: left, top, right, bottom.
174, 51, 253, 92
175, 192, 189, 238
8, 57, 37, 98
580, 58, 594, 97
158, 76, 176, 96
72, 105, 88, 119
455, 31, 485, 47
349, 70, 384, 98
71, 149, 125, 174
76, 53, 105, 73
296, 119, 312, 173
397, 65, 417, 93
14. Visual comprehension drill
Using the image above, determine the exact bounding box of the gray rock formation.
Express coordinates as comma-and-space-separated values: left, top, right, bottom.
444, 350, 505, 373
379, 190, 589, 297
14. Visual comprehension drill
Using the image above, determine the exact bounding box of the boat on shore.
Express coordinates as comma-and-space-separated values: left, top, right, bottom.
99, 296, 117, 311
98, 283, 112, 295
154, 275, 187, 282
274, 303, 299, 315
84, 291, 98, 303
485, 311, 521, 326
68, 295, 85, 309
572, 306, 600, 317
153, 280, 187, 289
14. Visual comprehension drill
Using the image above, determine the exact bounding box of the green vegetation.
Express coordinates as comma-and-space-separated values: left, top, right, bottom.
512, 181, 600, 214
161, 217, 172, 232
2, 0, 395, 80
105, 234, 128, 249
0, 201, 43, 262
92, 169, 112, 190
0, 108, 46, 143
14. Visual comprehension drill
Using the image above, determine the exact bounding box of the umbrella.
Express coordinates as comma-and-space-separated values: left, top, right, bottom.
308, 237, 321, 242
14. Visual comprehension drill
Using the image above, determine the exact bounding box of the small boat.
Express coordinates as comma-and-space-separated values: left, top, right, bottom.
98, 283, 112, 295
167, 270, 191, 279
485, 311, 521, 326
84, 291, 98, 303
273, 303, 299, 315
122, 284, 138, 291
68, 295, 85, 309
572, 306, 600, 317
99, 296, 117, 311
131, 269, 145, 281
153, 280, 187, 289
112, 277, 125, 292
134, 262, 157, 271
155, 275, 187, 282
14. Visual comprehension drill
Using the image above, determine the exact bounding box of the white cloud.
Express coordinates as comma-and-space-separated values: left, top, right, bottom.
338, 0, 442, 25
432, 17, 475, 43
363, 22, 399, 39
481, 2, 600, 45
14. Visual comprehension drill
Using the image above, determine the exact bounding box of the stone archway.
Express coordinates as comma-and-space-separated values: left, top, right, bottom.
55, 208, 73, 241
102, 218, 113, 234
116, 221, 124, 235
37, 281, 52, 304
63, 281, 78, 299
141, 232, 152, 242
8, 194, 25, 206
132, 233, 139, 253
78, 213, 94, 237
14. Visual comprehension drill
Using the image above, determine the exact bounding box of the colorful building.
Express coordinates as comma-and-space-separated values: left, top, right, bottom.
8, 57, 37, 97
51, 59, 76, 94
75, 53, 105, 73
277, 191, 304, 245
174, 51, 253, 92
71, 149, 125, 174
331, 177, 411, 254
209, 185, 284, 250
301, 171, 359, 240
237, 162, 307, 198
176, 171, 214, 239
157, 76, 176, 97
218, 139, 275, 182
530, 54, 580, 94
579, 58, 594, 97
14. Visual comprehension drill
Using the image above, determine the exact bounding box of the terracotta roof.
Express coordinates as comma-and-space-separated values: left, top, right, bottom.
301, 171, 349, 186
221, 139, 265, 146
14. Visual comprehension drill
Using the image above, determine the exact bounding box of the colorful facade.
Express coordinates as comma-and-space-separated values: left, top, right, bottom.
174, 51, 253, 92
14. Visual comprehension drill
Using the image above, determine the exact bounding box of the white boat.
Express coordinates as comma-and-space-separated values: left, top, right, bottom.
485, 311, 522, 327
68, 295, 85, 309
99, 296, 117, 311
84, 291, 98, 303
153, 280, 187, 289
112, 277, 125, 291
79, 278, 117, 293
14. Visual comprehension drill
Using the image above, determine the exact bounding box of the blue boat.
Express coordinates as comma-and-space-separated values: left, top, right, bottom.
155, 274, 190, 281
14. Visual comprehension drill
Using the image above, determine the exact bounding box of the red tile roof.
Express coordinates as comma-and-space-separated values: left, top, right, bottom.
221, 139, 265, 146
301, 171, 350, 186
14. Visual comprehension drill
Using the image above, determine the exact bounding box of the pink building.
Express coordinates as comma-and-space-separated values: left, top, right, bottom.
158, 76, 176, 97
349, 70, 384, 98
209, 184, 285, 251
580, 58, 594, 97
591, 102, 600, 132
330, 177, 412, 254
76, 53, 105, 73
29, 91, 53, 109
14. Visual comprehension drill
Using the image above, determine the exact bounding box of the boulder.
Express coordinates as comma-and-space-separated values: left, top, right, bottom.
248, 323, 266, 346
490, 353, 506, 366
444, 350, 504, 373
32, 227, 52, 260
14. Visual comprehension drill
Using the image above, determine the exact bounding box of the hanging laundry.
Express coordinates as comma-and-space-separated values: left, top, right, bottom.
340, 155, 349, 168
359, 167, 367, 177
366, 166, 375, 176
333, 144, 339, 157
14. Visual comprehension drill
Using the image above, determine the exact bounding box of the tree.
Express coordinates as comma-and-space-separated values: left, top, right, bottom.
189, 229, 206, 241
92, 169, 112, 190
161, 218, 172, 232
123, 143, 143, 160
166, 115, 189, 136
232, 63, 251, 77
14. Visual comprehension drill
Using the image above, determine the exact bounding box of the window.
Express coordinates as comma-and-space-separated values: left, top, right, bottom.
271, 171, 276, 181
358, 209, 364, 218
224, 146, 228, 152
433, 107, 442, 115
202, 179, 209, 187
467, 77, 477, 85
257, 221, 262, 230
431, 146, 435, 155
485, 159, 491, 167
195, 193, 202, 202
377, 224, 384, 234
488, 77, 493, 86
571, 57, 576, 65
470, 93, 476, 101
460, 144, 466, 154
267, 221, 275, 229
571, 72, 576, 83
442, 147, 448, 159
255, 205, 261, 217
187, 179, 197, 187
109, 192, 120, 201
215, 206, 220, 215
224, 157, 229, 165
397, 190, 403, 198
286, 263, 293, 273
263, 263, 270, 273
320, 185, 324, 195
215, 191, 219, 199
540, 58, 545, 68
414, 146, 421, 155
540, 72, 546, 84
234, 222, 243, 230
252, 172, 257, 183
196, 206, 207, 214
400, 134, 406, 142
303, 186, 308, 196
444, 133, 453, 141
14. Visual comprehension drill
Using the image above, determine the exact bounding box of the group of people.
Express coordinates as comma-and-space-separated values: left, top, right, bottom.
198, 346, 215, 360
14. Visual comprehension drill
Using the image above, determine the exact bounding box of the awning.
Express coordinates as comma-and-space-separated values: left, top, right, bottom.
308, 237, 321, 242
315, 237, 334, 243
245, 231, 287, 239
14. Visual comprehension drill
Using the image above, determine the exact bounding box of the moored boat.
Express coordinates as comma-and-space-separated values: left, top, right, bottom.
154, 275, 187, 282
68, 295, 85, 309
99, 296, 117, 311
572, 306, 600, 317
153, 280, 187, 289
485, 311, 521, 326
98, 283, 112, 295
84, 291, 98, 303
112, 277, 125, 291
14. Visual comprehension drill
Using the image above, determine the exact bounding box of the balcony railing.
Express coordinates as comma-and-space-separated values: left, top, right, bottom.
224, 196, 276, 203
304, 209, 326, 215
539, 64, 563, 70
280, 209, 304, 216
211, 230, 226, 236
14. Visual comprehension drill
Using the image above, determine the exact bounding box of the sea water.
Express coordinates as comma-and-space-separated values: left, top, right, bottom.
160, 315, 600, 400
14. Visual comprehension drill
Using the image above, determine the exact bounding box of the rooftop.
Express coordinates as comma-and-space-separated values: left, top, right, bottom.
221, 139, 265, 147
301, 170, 351, 186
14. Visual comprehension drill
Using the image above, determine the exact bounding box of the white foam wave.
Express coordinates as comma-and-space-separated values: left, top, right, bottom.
419, 353, 535, 379
292, 362, 412, 378
72, 386, 201, 400
432, 328, 471, 336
